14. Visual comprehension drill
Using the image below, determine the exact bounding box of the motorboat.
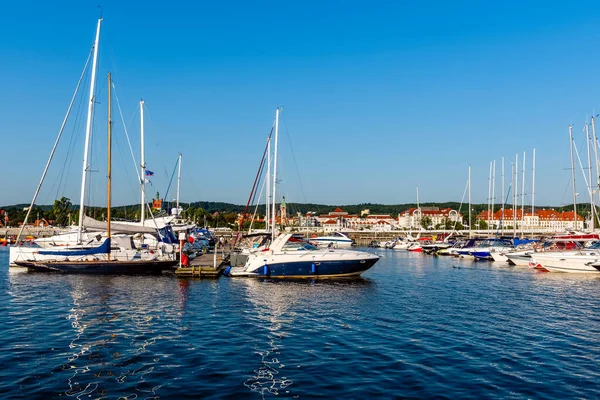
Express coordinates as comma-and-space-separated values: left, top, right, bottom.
470, 238, 514, 260
407, 243, 423, 252
530, 242, 600, 273
310, 231, 354, 249
226, 233, 379, 278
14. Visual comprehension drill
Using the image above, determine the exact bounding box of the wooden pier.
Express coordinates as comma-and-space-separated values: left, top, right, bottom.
174, 251, 228, 277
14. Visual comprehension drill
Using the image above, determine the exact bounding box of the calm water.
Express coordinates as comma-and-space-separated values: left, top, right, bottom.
0, 247, 599, 399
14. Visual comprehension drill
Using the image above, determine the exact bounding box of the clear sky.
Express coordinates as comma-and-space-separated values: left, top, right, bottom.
2, 1, 600, 209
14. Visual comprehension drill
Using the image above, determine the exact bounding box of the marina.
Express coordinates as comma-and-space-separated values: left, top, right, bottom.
4, 3, 600, 399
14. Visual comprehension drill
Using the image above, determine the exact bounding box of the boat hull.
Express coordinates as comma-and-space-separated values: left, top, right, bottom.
14, 259, 178, 274
230, 257, 379, 278
470, 251, 492, 260
532, 255, 600, 273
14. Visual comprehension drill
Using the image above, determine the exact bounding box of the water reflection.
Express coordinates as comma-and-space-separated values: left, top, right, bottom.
237, 277, 375, 398
3, 250, 600, 399
5, 271, 182, 399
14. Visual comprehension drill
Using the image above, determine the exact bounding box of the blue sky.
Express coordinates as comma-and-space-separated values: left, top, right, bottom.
3, 1, 600, 208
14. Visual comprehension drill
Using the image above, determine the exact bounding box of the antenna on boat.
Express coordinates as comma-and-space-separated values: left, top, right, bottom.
98, 5, 103, 18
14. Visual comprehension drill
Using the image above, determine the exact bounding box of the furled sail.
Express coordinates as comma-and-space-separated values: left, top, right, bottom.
82, 215, 158, 234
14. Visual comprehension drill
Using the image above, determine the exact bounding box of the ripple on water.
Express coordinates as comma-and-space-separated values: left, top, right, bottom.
0, 250, 600, 398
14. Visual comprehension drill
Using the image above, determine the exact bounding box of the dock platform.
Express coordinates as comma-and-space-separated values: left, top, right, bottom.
174, 251, 229, 277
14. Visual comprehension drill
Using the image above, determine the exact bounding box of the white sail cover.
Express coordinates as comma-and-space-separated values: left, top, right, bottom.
82, 215, 158, 234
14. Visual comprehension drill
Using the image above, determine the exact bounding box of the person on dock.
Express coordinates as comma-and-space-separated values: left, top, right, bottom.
182, 236, 194, 267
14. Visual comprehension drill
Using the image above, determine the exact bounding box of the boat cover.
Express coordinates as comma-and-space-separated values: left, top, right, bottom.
38, 238, 111, 256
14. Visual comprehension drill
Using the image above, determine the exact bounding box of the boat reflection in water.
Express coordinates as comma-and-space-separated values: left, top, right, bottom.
235, 276, 375, 398
51, 275, 180, 398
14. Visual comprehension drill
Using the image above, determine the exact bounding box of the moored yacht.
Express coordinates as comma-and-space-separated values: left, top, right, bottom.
531, 242, 600, 273
310, 231, 354, 249
226, 233, 379, 278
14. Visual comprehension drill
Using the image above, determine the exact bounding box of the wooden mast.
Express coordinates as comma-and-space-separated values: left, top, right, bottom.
107, 72, 112, 261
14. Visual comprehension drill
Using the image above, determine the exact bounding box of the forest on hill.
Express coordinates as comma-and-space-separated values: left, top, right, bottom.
0, 198, 586, 229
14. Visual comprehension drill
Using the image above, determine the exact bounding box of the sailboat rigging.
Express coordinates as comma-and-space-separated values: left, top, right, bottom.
15, 73, 177, 274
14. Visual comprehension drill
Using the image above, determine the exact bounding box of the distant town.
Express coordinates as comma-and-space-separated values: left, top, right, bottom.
0, 198, 591, 233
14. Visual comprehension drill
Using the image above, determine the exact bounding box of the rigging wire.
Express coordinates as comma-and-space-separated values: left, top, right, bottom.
282, 115, 308, 217
249, 174, 268, 233
16, 48, 93, 243
163, 157, 180, 208
112, 82, 143, 200
46, 65, 91, 203
233, 126, 274, 246
451, 178, 469, 232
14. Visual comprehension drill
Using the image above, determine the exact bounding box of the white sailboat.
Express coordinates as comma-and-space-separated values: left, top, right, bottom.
15, 72, 177, 273
10, 18, 175, 266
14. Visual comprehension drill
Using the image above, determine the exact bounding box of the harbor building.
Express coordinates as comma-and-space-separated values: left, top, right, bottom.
397, 207, 463, 229
476, 208, 584, 231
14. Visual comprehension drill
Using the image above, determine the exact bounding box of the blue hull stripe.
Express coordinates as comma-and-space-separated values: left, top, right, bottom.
470, 251, 492, 259
252, 258, 378, 277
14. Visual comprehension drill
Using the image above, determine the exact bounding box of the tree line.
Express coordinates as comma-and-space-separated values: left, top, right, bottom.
0, 197, 585, 228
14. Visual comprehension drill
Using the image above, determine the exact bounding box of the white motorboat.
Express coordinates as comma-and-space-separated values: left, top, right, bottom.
531, 243, 600, 273
310, 231, 354, 249
226, 233, 379, 278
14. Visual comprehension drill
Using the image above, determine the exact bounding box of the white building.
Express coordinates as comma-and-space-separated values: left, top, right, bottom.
398, 207, 463, 229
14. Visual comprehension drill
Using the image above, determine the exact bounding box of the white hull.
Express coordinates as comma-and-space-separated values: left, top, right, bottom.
532, 253, 600, 273
505, 253, 533, 266
10, 246, 170, 267
489, 251, 509, 263
392, 242, 411, 250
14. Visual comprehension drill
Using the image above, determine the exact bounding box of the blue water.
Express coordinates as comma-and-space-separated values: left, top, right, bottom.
1, 247, 599, 399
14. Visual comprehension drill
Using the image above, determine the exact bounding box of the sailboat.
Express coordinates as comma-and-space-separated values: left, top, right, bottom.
15, 73, 178, 274
9, 18, 176, 267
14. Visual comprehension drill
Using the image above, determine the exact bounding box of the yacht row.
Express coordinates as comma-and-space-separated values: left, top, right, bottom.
377, 233, 600, 273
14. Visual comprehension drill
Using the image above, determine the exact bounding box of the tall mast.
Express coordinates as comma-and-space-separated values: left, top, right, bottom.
491, 160, 496, 230
501, 157, 505, 235
266, 136, 271, 232
570, 125, 577, 229
586, 122, 594, 231
107, 72, 112, 260
140, 99, 146, 223
532, 148, 536, 222
592, 117, 600, 220
512, 162, 516, 238
468, 165, 471, 239
488, 161, 492, 229
77, 17, 102, 242
416, 186, 420, 209
521, 151, 525, 237
271, 107, 281, 240
176, 153, 182, 213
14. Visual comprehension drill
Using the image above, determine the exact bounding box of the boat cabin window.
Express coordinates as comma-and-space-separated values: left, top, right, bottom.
282, 240, 318, 251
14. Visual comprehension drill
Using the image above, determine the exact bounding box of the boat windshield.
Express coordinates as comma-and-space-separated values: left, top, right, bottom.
282, 240, 319, 251
586, 241, 600, 249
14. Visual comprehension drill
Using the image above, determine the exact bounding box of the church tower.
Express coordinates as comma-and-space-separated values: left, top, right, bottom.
280, 196, 287, 225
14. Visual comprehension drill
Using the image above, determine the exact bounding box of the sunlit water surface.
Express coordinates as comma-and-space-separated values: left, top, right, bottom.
0, 247, 599, 399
